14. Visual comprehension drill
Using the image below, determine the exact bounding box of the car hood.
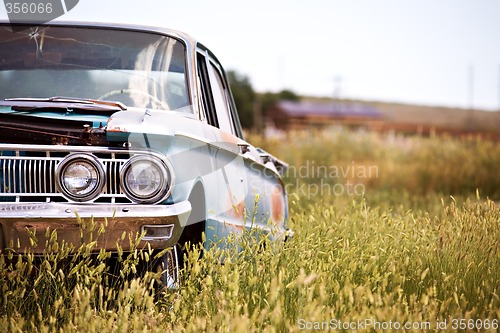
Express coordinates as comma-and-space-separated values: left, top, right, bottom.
0, 103, 199, 147
0, 106, 111, 126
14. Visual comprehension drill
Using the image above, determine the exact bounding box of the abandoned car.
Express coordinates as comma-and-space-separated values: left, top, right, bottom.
0, 21, 290, 284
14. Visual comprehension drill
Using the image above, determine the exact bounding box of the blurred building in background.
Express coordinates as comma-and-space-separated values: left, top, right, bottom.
263, 99, 500, 140
265, 100, 383, 131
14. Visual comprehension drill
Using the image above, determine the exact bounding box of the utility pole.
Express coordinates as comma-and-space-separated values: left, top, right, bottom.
497, 65, 500, 135
334, 75, 342, 101
467, 63, 475, 130
498, 64, 500, 111
468, 63, 474, 110
332, 75, 342, 113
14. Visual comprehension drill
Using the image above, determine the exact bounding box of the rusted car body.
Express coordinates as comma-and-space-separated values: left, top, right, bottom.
0, 21, 290, 281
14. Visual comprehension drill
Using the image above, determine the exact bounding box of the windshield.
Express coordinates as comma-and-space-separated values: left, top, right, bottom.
0, 25, 192, 112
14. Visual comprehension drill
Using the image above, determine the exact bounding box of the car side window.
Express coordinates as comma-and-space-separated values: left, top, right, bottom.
207, 62, 235, 135
197, 52, 219, 128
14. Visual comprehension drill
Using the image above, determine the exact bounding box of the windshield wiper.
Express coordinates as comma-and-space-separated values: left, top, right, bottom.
0, 96, 127, 112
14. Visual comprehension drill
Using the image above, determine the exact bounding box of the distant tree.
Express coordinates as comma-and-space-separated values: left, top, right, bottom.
259, 92, 279, 118
227, 70, 300, 131
277, 89, 299, 101
227, 70, 255, 129
260, 89, 300, 119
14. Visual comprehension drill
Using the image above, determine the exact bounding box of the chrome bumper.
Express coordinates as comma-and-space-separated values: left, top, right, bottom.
0, 201, 191, 253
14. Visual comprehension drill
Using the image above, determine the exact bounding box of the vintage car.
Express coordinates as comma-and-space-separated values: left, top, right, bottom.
0, 21, 290, 285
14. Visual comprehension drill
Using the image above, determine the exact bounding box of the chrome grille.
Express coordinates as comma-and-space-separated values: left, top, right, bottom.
0, 144, 131, 203
1, 156, 58, 195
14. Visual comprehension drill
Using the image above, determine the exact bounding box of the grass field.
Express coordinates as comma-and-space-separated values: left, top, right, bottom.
1, 130, 499, 332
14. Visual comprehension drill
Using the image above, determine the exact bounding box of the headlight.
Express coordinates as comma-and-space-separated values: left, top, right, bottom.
56, 154, 105, 202
120, 155, 171, 204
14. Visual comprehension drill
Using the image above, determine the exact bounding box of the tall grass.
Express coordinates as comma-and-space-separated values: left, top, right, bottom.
251, 129, 500, 200
1, 130, 499, 332
0, 217, 166, 332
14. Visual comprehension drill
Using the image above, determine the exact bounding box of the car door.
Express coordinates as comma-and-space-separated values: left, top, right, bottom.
195, 48, 246, 238
196, 46, 287, 244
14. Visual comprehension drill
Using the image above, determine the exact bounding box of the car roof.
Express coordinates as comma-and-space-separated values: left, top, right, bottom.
0, 20, 198, 47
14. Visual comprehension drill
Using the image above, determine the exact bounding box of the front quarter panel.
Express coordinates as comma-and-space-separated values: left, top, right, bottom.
106, 109, 289, 244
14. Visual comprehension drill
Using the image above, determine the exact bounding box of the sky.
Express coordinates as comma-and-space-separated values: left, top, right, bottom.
1, 0, 500, 110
